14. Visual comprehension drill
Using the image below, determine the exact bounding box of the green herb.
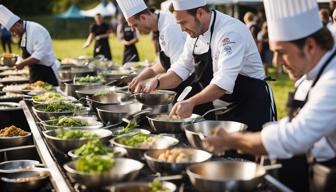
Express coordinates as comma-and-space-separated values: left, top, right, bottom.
39, 102, 76, 112
33, 92, 64, 103
56, 130, 98, 139
93, 89, 113, 96
118, 132, 152, 147
49, 116, 88, 127
40, 82, 53, 91
151, 180, 169, 192
74, 140, 110, 157
75, 154, 115, 173
74, 75, 105, 85
111, 121, 138, 135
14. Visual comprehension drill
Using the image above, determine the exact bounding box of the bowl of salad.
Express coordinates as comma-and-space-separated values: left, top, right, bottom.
43, 128, 112, 152
32, 102, 86, 121
40, 116, 103, 130
63, 155, 143, 187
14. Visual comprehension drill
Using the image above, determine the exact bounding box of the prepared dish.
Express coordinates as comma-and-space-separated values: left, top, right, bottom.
111, 121, 138, 136
74, 75, 105, 85
32, 92, 66, 104
74, 140, 111, 157
157, 149, 193, 163
2, 84, 29, 92
25, 80, 53, 91
56, 129, 98, 140
75, 154, 115, 173
155, 114, 183, 122
118, 132, 157, 148
0, 125, 28, 137
48, 116, 88, 127
36, 101, 77, 112
1, 75, 28, 81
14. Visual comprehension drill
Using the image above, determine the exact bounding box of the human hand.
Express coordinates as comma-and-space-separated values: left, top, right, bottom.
169, 99, 194, 118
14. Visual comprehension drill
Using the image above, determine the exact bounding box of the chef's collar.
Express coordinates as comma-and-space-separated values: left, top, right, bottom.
306, 46, 336, 80
157, 12, 163, 33
200, 11, 214, 41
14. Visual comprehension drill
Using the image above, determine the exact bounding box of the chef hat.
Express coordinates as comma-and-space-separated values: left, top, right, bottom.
263, 0, 322, 41
172, 0, 206, 11
116, 0, 147, 19
0, 5, 20, 30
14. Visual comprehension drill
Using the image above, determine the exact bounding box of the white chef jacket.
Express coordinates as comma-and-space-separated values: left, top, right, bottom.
261, 48, 336, 162
168, 10, 265, 94
158, 12, 187, 65
20, 21, 60, 75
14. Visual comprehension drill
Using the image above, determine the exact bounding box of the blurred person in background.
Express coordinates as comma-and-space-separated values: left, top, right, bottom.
84, 13, 113, 60
243, 11, 260, 43
0, 5, 59, 86
319, 8, 332, 28
0, 24, 12, 53
117, 14, 140, 64
257, 22, 272, 76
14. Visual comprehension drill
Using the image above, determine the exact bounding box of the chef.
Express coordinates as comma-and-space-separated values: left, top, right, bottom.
0, 5, 60, 86
204, 0, 336, 191
144, 0, 276, 132
116, 0, 214, 117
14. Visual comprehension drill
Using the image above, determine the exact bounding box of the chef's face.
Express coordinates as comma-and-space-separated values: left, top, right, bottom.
174, 10, 204, 38
9, 22, 24, 37
94, 15, 103, 25
128, 15, 151, 34
270, 41, 310, 80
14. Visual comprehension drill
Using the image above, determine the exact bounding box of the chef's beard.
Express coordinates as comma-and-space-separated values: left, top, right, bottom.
188, 17, 204, 38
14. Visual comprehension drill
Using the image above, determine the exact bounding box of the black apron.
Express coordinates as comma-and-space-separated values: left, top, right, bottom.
122, 25, 139, 64
192, 10, 276, 132
156, 14, 215, 119
93, 23, 112, 60
279, 49, 336, 192
21, 22, 59, 86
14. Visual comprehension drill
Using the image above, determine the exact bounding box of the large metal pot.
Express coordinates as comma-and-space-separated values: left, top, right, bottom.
144, 148, 212, 175
106, 181, 176, 192
87, 92, 134, 109
187, 161, 280, 192
96, 102, 143, 125
135, 90, 176, 106
184, 121, 247, 151
64, 83, 103, 98
59, 68, 96, 81
75, 86, 115, 99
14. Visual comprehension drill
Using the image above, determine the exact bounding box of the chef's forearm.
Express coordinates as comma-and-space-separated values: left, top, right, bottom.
21, 57, 40, 66
158, 72, 183, 89
136, 68, 157, 81
229, 132, 268, 155
188, 84, 225, 106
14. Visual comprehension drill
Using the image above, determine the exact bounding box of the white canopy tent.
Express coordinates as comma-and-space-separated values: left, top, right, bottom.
80, 2, 116, 17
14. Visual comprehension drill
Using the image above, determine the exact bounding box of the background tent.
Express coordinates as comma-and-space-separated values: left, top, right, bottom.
80, 2, 116, 17
55, 5, 86, 19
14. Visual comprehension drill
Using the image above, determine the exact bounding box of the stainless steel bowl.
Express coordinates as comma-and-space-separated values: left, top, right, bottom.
68, 146, 127, 160
1, 168, 50, 192
0, 160, 40, 174
0, 132, 32, 149
32, 104, 78, 121
64, 157, 144, 188
185, 121, 247, 150
1, 56, 17, 67
89, 92, 134, 109
147, 114, 202, 134
39, 116, 103, 131
59, 69, 96, 80
106, 181, 176, 192
64, 83, 103, 98
96, 102, 143, 125
111, 134, 179, 161
135, 90, 176, 106
43, 128, 112, 152
145, 148, 212, 175
110, 127, 151, 137
75, 85, 115, 99
187, 161, 266, 192
0, 102, 21, 111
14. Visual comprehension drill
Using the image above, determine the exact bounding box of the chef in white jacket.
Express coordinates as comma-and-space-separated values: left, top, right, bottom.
144, 0, 276, 132
0, 5, 59, 86
116, 0, 214, 117
204, 0, 336, 191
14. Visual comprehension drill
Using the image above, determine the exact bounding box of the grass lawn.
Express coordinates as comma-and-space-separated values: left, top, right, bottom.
0, 35, 293, 118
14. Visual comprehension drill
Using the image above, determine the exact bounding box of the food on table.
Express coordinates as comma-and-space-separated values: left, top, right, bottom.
74, 75, 105, 85
32, 92, 65, 104
155, 114, 183, 122
25, 80, 53, 91
56, 129, 98, 140
0, 69, 28, 76
0, 125, 28, 137
1, 75, 28, 81
118, 132, 157, 148
0, 92, 24, 100
151, 180, 170, 192
75, 154, 115, 173
37, 101, 77, 112
157, 149, 193, 163
74, 140, 111, 157
111, 121, 138, 136
93, 89, 114, 96
2, 84, 29, 92
48, 116, 88, 127
14, 173, 47, 182
101, 69, 131, 75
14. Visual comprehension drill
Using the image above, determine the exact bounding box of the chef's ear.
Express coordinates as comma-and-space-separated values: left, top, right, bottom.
304, 37, 317, 55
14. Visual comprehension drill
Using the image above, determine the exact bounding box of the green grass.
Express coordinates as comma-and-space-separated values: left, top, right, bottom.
0, 35, 293, 118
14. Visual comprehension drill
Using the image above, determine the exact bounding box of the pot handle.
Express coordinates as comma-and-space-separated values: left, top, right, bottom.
201, 106, 228, 118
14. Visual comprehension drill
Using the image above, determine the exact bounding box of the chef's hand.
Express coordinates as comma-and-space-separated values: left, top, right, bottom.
129, 76, 143, 92
95, 35, 101, 40
142, 78, 158, 93
203, 127, 231, 153
83, 41, 90, 48
15, 62, 25, 70
169, 99, 194, 118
